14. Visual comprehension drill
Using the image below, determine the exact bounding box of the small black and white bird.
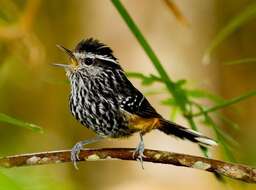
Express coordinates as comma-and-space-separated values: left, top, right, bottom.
54, 38, 217, 169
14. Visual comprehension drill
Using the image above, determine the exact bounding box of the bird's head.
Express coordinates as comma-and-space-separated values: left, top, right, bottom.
54, 38, 122, 79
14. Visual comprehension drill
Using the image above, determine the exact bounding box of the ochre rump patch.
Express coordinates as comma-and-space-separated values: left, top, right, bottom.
127, 115, 160, 135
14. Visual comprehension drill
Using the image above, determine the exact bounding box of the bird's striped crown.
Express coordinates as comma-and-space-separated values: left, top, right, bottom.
75, 38, 117, 60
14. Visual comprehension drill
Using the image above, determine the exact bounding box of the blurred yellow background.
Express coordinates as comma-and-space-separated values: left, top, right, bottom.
0, 0, 256, 189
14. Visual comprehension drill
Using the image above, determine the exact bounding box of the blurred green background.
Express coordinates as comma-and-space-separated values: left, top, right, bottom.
0, 0, 256, 189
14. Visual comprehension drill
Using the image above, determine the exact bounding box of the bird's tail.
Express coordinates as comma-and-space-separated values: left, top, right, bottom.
158, 119, 217, 147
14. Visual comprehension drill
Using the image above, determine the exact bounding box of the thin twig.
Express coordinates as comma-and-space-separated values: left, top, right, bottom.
0, 148, 255, 183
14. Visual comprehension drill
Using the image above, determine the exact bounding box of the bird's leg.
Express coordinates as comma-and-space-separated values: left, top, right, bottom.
71, 136, 104, 169
133, 133, 146, 169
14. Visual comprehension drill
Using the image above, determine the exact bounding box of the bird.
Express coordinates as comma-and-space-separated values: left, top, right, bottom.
54, 38, 217, 169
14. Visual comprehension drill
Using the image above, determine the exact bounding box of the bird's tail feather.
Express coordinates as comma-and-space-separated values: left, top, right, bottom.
158, 119, 217, 147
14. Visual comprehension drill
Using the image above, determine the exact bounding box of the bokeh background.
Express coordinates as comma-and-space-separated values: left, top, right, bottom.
0, 0, 256, 189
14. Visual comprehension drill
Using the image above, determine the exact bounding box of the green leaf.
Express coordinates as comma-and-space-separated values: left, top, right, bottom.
186, 89, 224, 103
203, 2, 256, 64
175, 79, 187, 87
0, 113, 43, 133
126, 72, 162, 86
170, 106, 179, 121
224, 58, 256, 65
193, 90, 256, 117
161, 98, 176, 106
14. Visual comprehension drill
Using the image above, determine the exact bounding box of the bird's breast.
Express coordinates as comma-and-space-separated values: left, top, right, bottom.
69, 80, 134, 137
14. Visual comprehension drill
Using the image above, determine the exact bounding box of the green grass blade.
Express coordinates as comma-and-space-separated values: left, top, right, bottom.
192, 102, 236, 161
111, 0, 172, 83
218, 114, 240, 131
193, 90, 256, 117
0, 113, 43, 133
203, 3, 256, 64
203, 114, 236, 162
187, 116, 209, 157
111, 0, 189, 109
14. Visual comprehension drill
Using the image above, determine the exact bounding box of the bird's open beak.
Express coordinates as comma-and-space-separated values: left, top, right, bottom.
52, 63, 70, 68
55, 44, 78, 68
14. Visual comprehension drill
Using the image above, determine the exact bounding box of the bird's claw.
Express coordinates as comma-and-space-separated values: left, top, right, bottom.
70, 136, 104, 170
136, 153, 146, 169
132, 148, 145, 159
71, 142, 84, 170
133, 136, 146, 169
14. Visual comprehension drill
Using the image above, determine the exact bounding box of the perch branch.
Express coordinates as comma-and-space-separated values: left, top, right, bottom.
0, 148, 255, 183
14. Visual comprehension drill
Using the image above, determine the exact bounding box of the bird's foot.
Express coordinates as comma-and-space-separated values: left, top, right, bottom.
71, 141, 84, 170
70, 136, 104, 169
133, 133, 146, 169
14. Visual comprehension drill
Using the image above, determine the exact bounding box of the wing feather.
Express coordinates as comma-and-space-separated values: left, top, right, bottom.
119, 89, 160, 118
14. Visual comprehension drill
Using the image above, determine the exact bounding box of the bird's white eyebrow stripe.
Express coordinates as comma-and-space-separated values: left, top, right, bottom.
74, 52, 117, 64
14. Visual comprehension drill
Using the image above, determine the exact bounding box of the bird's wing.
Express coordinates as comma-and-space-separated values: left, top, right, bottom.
119, 89, 161, 118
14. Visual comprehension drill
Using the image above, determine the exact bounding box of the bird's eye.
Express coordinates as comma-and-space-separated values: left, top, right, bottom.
84, 58, 94, 65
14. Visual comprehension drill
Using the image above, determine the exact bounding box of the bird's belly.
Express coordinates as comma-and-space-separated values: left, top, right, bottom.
69, 96, 136, 137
